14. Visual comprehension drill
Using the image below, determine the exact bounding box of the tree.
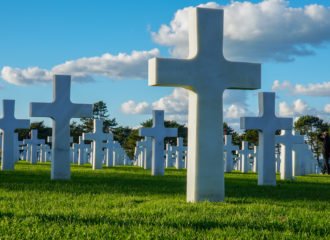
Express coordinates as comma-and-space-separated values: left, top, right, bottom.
294, 115, 329, 164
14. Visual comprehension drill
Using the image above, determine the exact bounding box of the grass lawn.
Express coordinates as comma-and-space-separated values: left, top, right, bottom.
0, 161, 330, 239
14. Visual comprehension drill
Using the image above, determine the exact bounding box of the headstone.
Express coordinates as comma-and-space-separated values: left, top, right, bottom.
23, 130, 45, 164
139, 110, 177, 176
238, 141, 254, 173
241, 92, 292, 186
83, 119, 108, 170
252, 146, 258, 173
165, 143, 174, 168
13, 132, 23, 163
0, 100, 30, 170
30, 75, 92, 179
104, 133, 114, 167
75, 136, 89, 165
148, 8, 260, 201
171, 137, 185, 169
223, 135, 239, 172
143, 137, 152, 170
276, 130, 304, 180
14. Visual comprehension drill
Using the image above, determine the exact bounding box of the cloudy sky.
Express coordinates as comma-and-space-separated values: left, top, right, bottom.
1, 0, 329, 129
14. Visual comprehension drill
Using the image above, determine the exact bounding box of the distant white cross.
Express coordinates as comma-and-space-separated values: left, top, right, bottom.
148, 8, 260, 202
171, 137, 185, 169
237, 141, 254, 173
104, 133, 114, 167
83, 119, 108, 170
0, 100, 30, 170
23, 129, 45, 165
223, 135, 239, 173
30, 75, 92, 179
276, 130, 304, 180
139, 110, 177, 176
241, 92, 292, 185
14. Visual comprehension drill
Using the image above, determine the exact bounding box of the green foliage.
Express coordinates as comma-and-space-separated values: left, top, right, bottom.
0, 162, 330, 239
242, 130, 259, 146
294, 115, 329, 161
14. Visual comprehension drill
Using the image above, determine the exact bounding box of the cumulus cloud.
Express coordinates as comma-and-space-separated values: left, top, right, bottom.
121, 87, 251, 124
0, 49, 160, 85
278, 99, 317, 117
324, 104, 330, 113
151, 0, 330, 62
272, 80, 330, 96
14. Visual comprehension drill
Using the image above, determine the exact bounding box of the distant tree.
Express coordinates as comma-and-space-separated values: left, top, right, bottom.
223, 122, 241, 146
241, 130, 259, 146
80, 101, 118, 133
294, 115, 329, 163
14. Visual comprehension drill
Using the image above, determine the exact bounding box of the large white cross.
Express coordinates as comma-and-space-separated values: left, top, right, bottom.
30, 75, 93, 179
23, 129, 45, 165
223, 135, 239, 173
139, 110, 177, 176
241, 92, 292, 185
0, 100, 30, 170
148, 8, 260, 202
83, 119, 108, 170
276, 130, 304, 180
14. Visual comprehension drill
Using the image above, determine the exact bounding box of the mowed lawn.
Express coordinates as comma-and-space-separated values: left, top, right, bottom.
0, 162, 330, 239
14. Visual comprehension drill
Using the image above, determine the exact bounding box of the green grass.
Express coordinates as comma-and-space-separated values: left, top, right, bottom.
0, 161, 330, 239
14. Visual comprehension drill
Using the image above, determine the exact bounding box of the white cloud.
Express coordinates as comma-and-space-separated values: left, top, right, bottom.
121, 87, 251, 124
151, 0, 330, 62
0, 49, 160, 85
279, 99, 315, 117
121, 100, 151, 115
272, 80, 330, 96
324, 104, 330, 113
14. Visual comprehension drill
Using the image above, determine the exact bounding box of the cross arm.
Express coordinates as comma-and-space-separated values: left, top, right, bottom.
72, 103, 93, 118
139, 127, 155, 137
30, 102, 53, 118
165, 128, 178, 138
240, 117, 263, 131
16, 119, 30, 129
227, 61, 261, 90
149, 58, 194, 90
82, 133, 95, 141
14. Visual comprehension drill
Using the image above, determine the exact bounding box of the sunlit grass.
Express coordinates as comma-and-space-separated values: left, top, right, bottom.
0, 161, 329, 239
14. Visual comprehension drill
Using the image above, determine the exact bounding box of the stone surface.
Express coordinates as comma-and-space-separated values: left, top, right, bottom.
0, 100, 30, 170
171, 137, 185, 169
241, 92, 292, 186
139, 110, 177, 176
104, 133, 114, 167
148, 8, 260, 202
276, 130, 304, 180
30, 75, 93, 179
83, 119, 108, 170
223, 135, 239, 172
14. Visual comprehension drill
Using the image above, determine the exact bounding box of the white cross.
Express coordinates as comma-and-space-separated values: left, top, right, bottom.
237, 141, 254, 173
0, 100, 30, 170
14, 132, 23, 163
223, 135, 239, 173
75, 136, 89, 165
139, 110, 177, 176
241, 92, 292, 186
148, 8, 260, 202
23, 129, 45, 164
171, 137, 185, 169
165, 143, 174, 168
30, 75, 92, 179
276, 130, 304, 180
83, 119, 108, 170
104, 133, 114, 167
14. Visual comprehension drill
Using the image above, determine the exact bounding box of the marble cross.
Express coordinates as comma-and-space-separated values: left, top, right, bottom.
104, 133, 114, 167
30, 75, 93, 179
139, 110, 177, 176
148, 8, 260, 202
23, 129, 45, 164
223, 135, 239, 173
171, 137, 185, 169
0, 100, 30, 170
241, 92, 292, 186
83, 119, 108, 170
276, 130, 304, 180
238, 141, 254, 173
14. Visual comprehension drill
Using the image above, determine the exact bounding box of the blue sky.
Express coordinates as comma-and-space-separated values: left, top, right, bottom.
0, 0, 329, 129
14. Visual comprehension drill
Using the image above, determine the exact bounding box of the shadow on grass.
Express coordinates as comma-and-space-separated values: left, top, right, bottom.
0, 162, 329, 202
